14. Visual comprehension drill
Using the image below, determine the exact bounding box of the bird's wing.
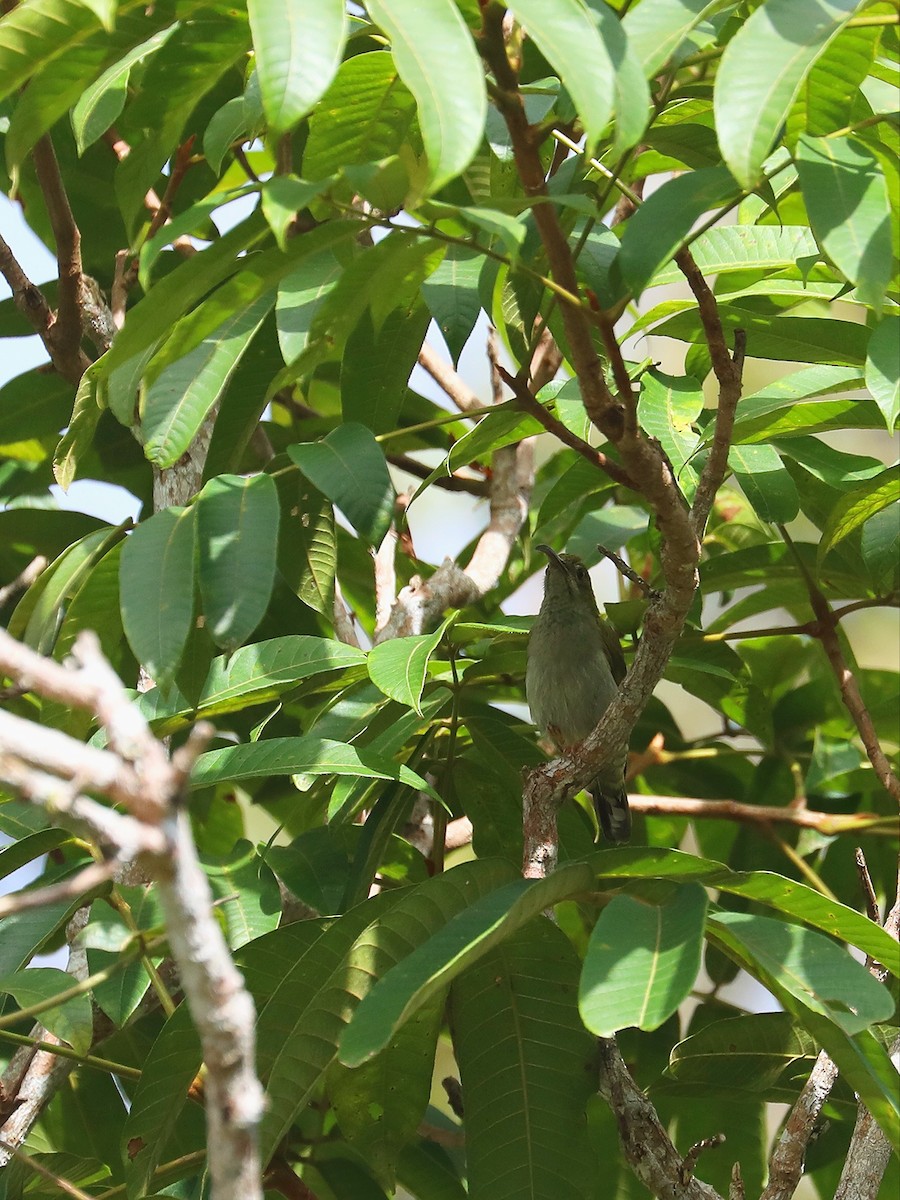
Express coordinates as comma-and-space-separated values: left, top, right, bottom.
599, 616, 627, 685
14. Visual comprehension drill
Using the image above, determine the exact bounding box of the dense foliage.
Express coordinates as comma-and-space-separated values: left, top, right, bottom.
0, 1, 897, 1198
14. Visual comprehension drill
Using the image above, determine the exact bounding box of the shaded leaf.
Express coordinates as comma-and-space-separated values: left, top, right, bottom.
288, 424, 395, 547
580, 884, 708, 1036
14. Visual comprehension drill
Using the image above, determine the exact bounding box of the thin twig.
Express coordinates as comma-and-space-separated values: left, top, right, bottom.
418, 341, 482, 412
0, 859, 117, 921
497, 364, 636, 490
0, 556, 48, 609
680, 1133, 726, 1185
598, 544, 661, 600
781, 526, 900, 804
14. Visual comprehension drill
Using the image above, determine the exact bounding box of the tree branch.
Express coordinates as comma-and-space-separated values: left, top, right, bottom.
0, 630, 265, 1200
677, 247, 745, 535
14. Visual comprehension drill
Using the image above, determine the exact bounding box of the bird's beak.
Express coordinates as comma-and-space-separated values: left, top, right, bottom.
535, 543, 564, 570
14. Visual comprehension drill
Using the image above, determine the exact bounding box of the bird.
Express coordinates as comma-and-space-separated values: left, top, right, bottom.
525, 544, 631, 843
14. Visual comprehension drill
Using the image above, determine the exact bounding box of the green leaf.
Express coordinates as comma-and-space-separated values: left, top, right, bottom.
721, 365, 868, 445
420, 246, 482, 365
0, 830, 68, 882
203, 841, 281, 950
274, 473, 337, 616
714, 0, 860, 187
341, 303, 430, 434
617, 166, 741, 297
728, 444, 800, 524
866, 315, 900, 431
303, 50, 417, 182
190, 736, 438, 798
580, 884, 708, 1037
121, 1002, 202, 1199
120, 507, 196, 685
0, 899, 86, 976
288, 424, 395, 547
260, 176, 333, 251
22, 525, 120, 656
796, 135, 893, 313
665, 1012, 820, 1099
194, 473, 279, 653
818, 467, 900, 564
0, 967, 93, 1055
651, 308, 870, 367
708, 910, 895, 1035
71, 24, 177, 153
257, 860, 515, 1160
276, 249, 345, 363
589, 847, 900, 973
141, 293, 273, 469
248, 0, 347, 135
637, 369, 703, 497
0, 0, 107, 104
328, 995, 443, 1190
649, 224, 820, 288
367, 616, 453, 715
102, 214, 270, 372
340, 862, 593, 1066
198, 636, 365, 716
624, 0, 731, 77
509, 0, 614, 150
366, 0, 486, 192
450, 922, 597, 1200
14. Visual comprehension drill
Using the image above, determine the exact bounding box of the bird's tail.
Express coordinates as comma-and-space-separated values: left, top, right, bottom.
591, 783, 631, 844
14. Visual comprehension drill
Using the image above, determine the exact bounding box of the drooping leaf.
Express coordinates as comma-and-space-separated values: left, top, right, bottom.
420, 245, 482, 364
624, 0, 731, 77
302, 49, 417, 182
196, 473, 280, 652
121, 1002, 202, 1199
120, 507, 196, 684
580, 884, 708, 1036
341, 303, 430, 434
288, 424, 395, 547
637, 369, 703, 497
796, 134, 893, 313
714, 0, 859, 187
450, 921, 598, 1200
248, 0, 347, 135
728, 444, 800, 524
508, 0, 614, 150
366, 0, 486, 192
71, 24, 177, 153
865, 315, 900, 431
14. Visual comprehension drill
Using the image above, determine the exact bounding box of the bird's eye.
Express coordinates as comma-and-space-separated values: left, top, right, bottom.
575, 565, 588, 581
